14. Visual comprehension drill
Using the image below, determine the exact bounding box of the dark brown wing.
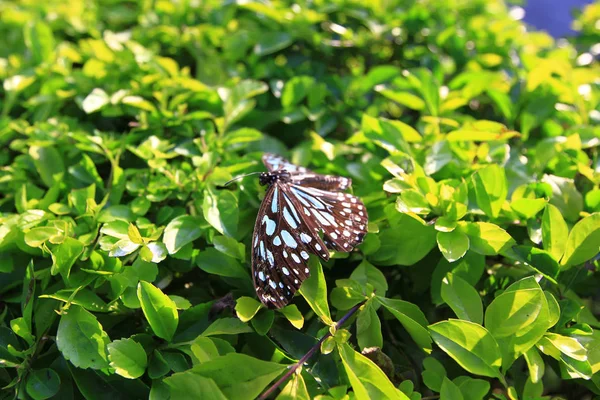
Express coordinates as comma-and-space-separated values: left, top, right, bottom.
251, 180, 368, 309
262, 153, 352, 191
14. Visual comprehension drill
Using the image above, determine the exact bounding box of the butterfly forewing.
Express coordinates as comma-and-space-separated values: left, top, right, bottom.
252, 154, 368, 309
263, 153, 352, 191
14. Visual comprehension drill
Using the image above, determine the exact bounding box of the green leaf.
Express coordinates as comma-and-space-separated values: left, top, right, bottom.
24, 21, 55, 65
281, 76, 314, 108
440, 377, 464, 400
453, 376, 491, 400
169, 353, 286, 400
422, 357, 446, 392
429, 320, 503, 380
441, 273, 483, 324
372, 214, 437, 266
471, 165, 507, 218
275, 372, 310, 400
510, 245, 559, 280
24, 226, 61, 247
202, 318, 253, 337
29, 146, 64, 188
542, 204, 569, 261
163, 215, 203, 254
298, 258, 333, 325
25, 368, 61, 400
203, 188, 239, 237
56, 305, 110, 369
278, 305, 304, 329
51, 237, 84, 277
82, 88, 110, 114
376, 296, 432, 352
484, 277, 546, 338
523, 347, 545, 383
458, 222, 515, 256
251, 310, 274, 336
350, 260, 388, 296
146, 242, 168, 263
128, 223, 144, 244
236, 297, 263, 322
109, 238, 140, 257
337, 342, 408, 400
137, 281, 179, 341
164, 372, 228, 400
196, 248, 247, 279
543, 175, 583, 222
213, 235, 245, 261
510, 198, 547, 219
560, 213, 600, 268
356, 302, 383, 350
108, 338, 148, 379
437, 230, 470, 262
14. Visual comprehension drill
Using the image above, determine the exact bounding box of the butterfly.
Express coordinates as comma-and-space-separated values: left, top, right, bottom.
251, 153, 368, 309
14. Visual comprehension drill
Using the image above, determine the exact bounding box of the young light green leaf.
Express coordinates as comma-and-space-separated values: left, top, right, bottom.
298, 258, 333, 326
523, 347, 545, 383
429, 320, 503, 380
236, 297, 263, 323
108, 338, 148, 379
50, 237, 84, 277
128, 223, 144, 244
441, 273, 483, 324
560, 213, 600, 269
56, 305, 110, 370
437, 230, 470, 262
542, 204, 569, 261
202, 318, 253, 337
278, 305, 304, 329
458, 222, 515, 256
471, 165, 507, 219
137, 281, 179, 341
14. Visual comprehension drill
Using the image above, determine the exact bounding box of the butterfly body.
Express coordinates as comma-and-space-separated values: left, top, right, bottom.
251, 154, 368, 309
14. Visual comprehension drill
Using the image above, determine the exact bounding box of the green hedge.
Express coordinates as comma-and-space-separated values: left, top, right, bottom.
1, 1, 599, 399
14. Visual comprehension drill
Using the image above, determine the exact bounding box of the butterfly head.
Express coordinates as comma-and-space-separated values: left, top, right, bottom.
259, 171, 291, 186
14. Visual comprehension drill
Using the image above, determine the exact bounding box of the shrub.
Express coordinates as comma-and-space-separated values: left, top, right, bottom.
1, 1, 599, 399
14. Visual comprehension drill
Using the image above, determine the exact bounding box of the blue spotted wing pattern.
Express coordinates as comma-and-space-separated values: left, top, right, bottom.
251, 154, 368, 309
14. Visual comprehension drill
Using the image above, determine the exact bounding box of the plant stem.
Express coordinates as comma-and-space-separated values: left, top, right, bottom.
258, 300, 367, 400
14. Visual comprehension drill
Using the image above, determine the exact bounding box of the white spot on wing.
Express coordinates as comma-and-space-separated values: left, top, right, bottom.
273, 236, 282, 246
300, 233, 312, 243
263, 215, 276, 236
300, 251, 309, 259
283, 208, 298, 228
282, 267, 290, 275
259, 271, 265, 281
291, 253, 301, 263
271, 186, 279, 213
281, 230, 297, 248
269, 280, 276, 289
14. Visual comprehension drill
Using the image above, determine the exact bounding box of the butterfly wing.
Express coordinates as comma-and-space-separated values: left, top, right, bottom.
262, 153, 352, 191
251, 182, 328, 309
287, 185, 368, 252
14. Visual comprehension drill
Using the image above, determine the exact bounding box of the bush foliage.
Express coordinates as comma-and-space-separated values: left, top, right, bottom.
1, 1, 600, 399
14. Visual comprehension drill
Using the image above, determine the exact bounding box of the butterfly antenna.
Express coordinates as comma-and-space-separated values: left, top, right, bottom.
223, 171, 262, 186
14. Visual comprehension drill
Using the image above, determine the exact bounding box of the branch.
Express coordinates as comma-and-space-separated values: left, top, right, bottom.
259, 299, 367, 399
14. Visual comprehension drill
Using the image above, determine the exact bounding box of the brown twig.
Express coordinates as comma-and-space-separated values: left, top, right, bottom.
258, 300, 367, 399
